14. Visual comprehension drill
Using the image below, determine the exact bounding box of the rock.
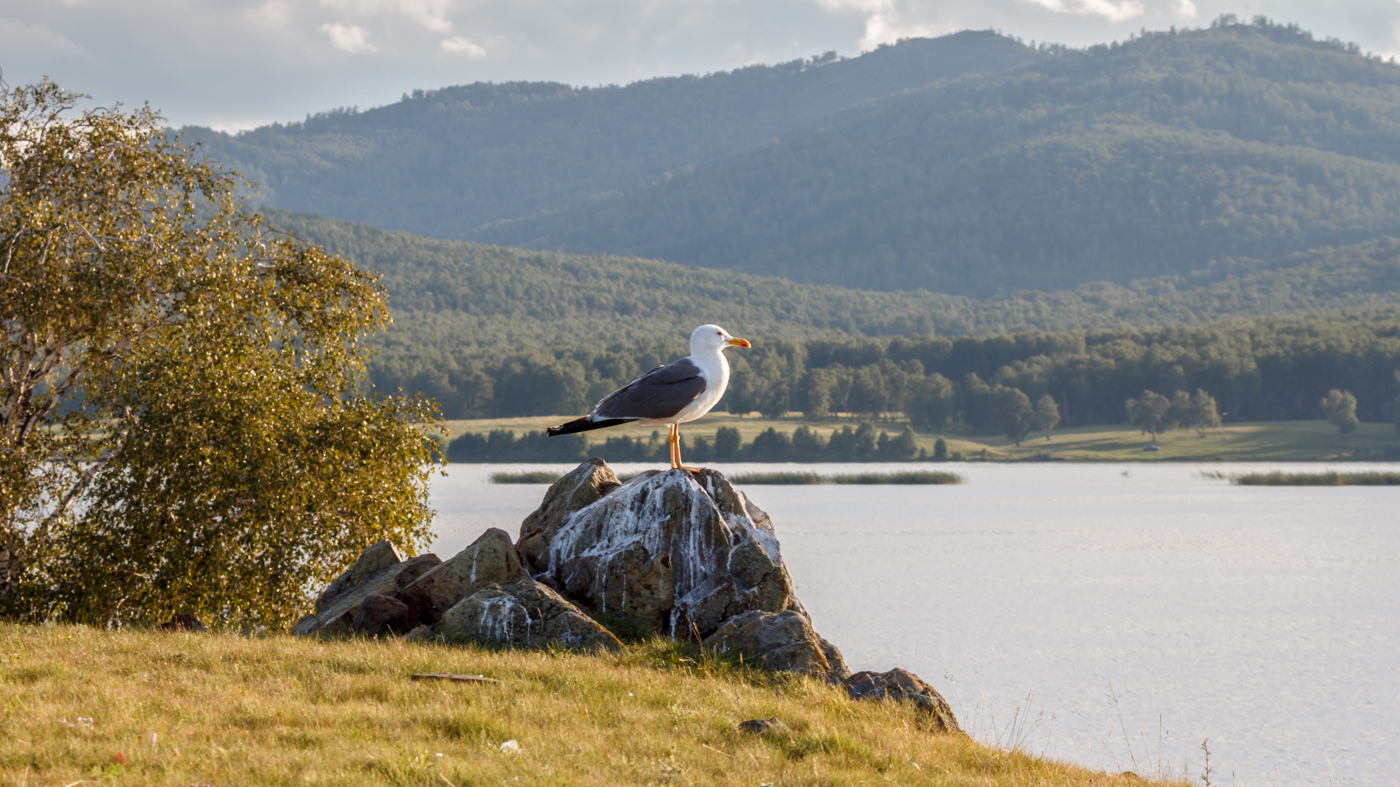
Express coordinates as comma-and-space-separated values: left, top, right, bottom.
517, 459, 620, 573
395, 528, 525, 626
431, 577, 622, 652
703, 610, 847, 681
157, 614, 207, 632
534, 465, 798, 638
350, 593, 418, 637
738, 717, 790, 735
291, 543, 441, 636
842, 668, 960, 733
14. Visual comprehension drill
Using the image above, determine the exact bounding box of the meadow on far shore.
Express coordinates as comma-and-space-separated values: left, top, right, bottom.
441, 415, 1400, 463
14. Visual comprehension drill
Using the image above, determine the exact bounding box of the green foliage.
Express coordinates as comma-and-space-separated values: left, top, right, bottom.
1032, 395, 1061, 441
1321, 389, 1360, 434
0, 80, 438, 627
1127, 391, 1173, 440
995, 388, 1035, 446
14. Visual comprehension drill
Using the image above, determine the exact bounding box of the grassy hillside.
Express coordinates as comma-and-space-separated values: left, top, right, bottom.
184, 32, 1034, 239
0, 625, 1181, 786
476, 20, 1400, 296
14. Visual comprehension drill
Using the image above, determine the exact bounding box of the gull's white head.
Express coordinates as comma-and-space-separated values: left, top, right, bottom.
690, 324, 751, 355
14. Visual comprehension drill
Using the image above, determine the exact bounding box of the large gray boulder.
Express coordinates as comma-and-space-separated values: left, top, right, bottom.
291, 541, 440, 636
703, 609, 849, 682
526, 467, 797, 638
410, 577, 622, 652
395, 528, 526, 625
516, 459, 619, 573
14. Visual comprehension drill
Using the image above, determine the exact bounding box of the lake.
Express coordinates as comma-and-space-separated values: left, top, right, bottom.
428, 462, 1400, 787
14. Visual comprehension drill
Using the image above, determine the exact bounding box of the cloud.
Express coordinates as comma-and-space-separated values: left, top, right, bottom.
0, 17, 86, 58
1174, 0, 1198, 18
441, 35, 486, 57
1024, 0, 1147, 23
319, 0, 453, 32
321, 22, 375, 52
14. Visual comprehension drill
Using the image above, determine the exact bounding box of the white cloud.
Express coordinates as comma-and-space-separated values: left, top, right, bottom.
441, 35, 486, 57
243, 1, 294, 29
321, 22, 376, 52
1174, 0, 1198, 18
1024, 0, 1146, 23
319, 0, 453, 32
0, 17, 86, 57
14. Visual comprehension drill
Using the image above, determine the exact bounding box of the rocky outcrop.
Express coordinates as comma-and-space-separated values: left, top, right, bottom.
703, 610, 849, 682
396, 528, 524, 625
843, 669, 961, 733
529, 468, 797, 638
292, 460, 959, 734
410, 577, 622, 652
291, 542, 440, 636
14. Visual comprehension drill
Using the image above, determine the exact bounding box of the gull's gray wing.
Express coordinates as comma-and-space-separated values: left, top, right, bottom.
593, 357, 707, 420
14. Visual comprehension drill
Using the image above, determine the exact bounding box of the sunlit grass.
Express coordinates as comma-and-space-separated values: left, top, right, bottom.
0, 624, 1184, 786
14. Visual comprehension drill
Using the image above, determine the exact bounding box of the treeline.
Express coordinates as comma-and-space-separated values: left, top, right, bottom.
446, 425, 934, 463
389, 310, 1400, 430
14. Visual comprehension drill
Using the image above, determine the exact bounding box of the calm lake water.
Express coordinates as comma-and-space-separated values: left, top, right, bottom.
428, 462, 1400, 787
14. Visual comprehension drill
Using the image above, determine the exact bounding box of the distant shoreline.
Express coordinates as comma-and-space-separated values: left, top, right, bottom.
439, 415, 1400, 464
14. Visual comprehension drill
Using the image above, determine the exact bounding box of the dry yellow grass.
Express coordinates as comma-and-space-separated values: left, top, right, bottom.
0, 625, 1184, 786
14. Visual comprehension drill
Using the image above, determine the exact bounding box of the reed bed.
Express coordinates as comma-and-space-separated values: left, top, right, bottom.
1231, 470, 1400, 486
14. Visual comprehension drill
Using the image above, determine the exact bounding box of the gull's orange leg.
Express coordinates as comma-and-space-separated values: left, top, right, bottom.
674, 424, 705, 474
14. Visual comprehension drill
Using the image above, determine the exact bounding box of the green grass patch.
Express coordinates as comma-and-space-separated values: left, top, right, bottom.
1231, 470, 1400, 485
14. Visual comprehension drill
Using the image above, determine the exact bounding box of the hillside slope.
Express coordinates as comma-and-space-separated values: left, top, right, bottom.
477, 20, 1400, 296
183, 32, 1034, 239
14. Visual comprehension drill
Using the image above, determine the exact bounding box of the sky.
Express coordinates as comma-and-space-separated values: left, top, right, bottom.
4, 0, 1400, 132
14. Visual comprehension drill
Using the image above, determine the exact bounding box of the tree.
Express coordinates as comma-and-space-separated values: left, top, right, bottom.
1321, 389, 1359, 434
886, 426, 918, 459
1126, 390, 1171, 441
714, 426, 742, 459
933, 437, 949, 461
994, 386, 1034, 446
908, 373, 955, 430
1032, 394, 1061, 441
0, 80, 438, 626
1187, 389, 1222, 436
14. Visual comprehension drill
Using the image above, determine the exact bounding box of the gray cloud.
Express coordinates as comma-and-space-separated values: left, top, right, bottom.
2, 0, 1398, 130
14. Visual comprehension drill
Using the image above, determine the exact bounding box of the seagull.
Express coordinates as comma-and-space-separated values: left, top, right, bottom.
546, 324, 751, 470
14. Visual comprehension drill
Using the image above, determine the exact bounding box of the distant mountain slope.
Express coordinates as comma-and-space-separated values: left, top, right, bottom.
475, 20, 1400, 297
268, 209, 1400, 357
183, 32, 1034, 239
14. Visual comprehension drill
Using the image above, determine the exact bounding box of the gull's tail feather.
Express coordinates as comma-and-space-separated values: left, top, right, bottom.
546, 416, 634, 437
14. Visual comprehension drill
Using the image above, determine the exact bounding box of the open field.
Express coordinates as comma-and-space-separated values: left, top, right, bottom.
0, 625, 1182, 786
445, 416, 1400, 462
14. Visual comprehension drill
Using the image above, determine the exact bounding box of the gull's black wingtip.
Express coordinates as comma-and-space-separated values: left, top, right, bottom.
547, 417, 634, 436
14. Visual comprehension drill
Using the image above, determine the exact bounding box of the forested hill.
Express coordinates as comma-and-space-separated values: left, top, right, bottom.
477, 19, 1400, 296
265, 210, 1400, 419
182, 31, 1034, 238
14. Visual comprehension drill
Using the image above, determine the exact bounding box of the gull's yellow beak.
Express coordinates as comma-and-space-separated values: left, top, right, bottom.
727, 337, 751, 348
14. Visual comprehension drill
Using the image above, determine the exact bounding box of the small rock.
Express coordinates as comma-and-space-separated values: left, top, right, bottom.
737, 717, 789, 734
499, 739, 520, 753
703, 610, 845, 681
433, 577, 622, 652
292, 545, 440, 637
350, 593, 417, 637
843, 668, 960, 733
157, 614, 207, 632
